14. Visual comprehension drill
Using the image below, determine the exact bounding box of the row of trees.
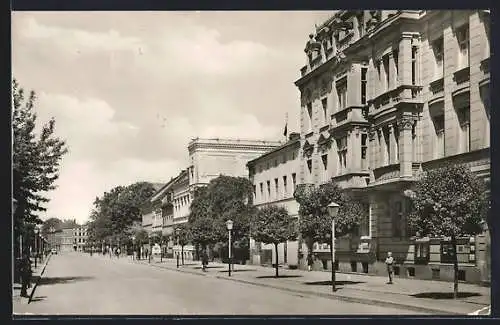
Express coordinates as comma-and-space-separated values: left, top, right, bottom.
86, 182, 158, 248
13, 79, 68, 258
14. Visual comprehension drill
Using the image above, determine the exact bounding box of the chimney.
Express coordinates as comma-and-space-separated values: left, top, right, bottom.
289, 132, 300, 141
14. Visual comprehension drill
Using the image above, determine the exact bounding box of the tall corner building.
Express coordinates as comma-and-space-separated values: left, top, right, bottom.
294, 10, 490, 283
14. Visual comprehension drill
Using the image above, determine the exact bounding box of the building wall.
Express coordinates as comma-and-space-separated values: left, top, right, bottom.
294, 10, 490, 283
248, 137, 301, 267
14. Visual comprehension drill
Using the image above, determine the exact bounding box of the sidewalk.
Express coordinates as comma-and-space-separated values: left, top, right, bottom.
12, 254, 52, 306
117, 256, 490, 315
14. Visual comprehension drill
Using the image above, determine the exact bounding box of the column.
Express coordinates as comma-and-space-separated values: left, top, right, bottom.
347, 130, 354, 173
368, 128, 377, 182
398, 117, 414, 177
388, 124, 396, 164
399, 33, 413, 86
375, 60, 382, 97
388, 52, 396, 90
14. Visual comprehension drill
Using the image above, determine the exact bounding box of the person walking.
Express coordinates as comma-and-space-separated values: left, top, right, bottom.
201, 251, 209, 272
307, 253, 314, 271
19, 253, 32, 298
385, 251, 394, 284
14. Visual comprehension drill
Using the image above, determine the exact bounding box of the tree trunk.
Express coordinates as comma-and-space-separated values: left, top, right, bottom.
451, 235, 459, 299
181, 245, 185, 265
274, 243, 279, 278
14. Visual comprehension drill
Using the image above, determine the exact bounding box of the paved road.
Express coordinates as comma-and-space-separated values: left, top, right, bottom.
13, 253, 426, 315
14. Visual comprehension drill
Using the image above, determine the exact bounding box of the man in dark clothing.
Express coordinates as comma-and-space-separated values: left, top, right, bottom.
307, 253, 314, 271
20, 254, 32, 297
201, 251, 209, 272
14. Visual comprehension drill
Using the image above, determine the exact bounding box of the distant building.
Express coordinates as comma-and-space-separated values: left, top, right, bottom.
143, 137, 282, 260
56, 226, 88, 252
247, 133, 301, 267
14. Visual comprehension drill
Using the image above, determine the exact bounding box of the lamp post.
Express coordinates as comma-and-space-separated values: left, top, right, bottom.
226, 220, 233, 277
34, 226, 39, 268
327, 202, 340, 292
131, 235, 136, 260
175, 228, 180, 268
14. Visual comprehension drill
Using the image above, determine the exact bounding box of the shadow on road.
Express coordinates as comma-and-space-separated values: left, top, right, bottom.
30, 295, 47, 302
193, 266, 225, 270
38, 276, 95, 286
256, 275, 303, 279
219, 269, 257, 273
304, 280, 366, 286
410, 292, 483, 299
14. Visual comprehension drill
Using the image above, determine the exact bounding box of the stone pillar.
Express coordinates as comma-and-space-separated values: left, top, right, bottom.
399, 33, 413, 86
398, 117, 415, 177
388, 124, 396, 164
368, 128, 377, 182
347, 130, 354, 173
368, 59, 376, 101
375, 59, 382, 97
388, 52, 396, 90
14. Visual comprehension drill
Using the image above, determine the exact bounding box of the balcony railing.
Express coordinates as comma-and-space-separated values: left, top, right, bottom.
429, 78, 444, 95
373, 163, 400, 183
369, 85, 423, 114
453, 67, 470, 85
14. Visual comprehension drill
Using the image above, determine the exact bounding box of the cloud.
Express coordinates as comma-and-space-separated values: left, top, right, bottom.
19, 17, 145, 54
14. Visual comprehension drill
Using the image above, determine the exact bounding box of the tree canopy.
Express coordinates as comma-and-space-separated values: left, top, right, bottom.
188, 176, 255, 247
406, 164, 488, 238
294, 181, 365, 246
12, 79, 68, 238
87, 182, 158, 244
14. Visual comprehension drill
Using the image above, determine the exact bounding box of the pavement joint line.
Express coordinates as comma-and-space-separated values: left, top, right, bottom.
129, 259, 462, 315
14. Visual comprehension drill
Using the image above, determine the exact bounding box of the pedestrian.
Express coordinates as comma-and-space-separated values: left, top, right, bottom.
20, 253, 32, 297
116, 247, 120, 258
307, 253, 314, 271
202, 251, 209, 272
385, 251, 394, 284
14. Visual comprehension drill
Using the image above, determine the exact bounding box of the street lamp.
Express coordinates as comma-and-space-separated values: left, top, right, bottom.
131, 235, 136, 260
175, 228, 180, 268
34, 226, 39, 268
226, 219, 233, 277
327, 202, 340, 292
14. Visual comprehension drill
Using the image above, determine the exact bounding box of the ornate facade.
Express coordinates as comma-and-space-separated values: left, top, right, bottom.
295, 10, 490, 283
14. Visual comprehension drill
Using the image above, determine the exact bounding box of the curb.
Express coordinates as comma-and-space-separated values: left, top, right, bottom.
143, 261, 463, 315
24, 254, 52, 304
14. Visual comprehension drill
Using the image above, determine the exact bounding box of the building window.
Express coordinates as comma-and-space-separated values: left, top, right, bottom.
361, 67, 367, 105
337, 137, 347, 173
412, 123, 417, 161
283, 176, 287, 196
440, 241, 456, 264
392, 201, 402, 237
432, 112, 445, 159
306, 159, 313, 174
321, 154, 328, 182
282, 154, 287, 164
361, 133, 368, 170
253, 185, 256, 200
411, 46, 418, 85
383, 55, 390, 91
337, 80, 347, 109
360, 203, 370, 237
292, 152, 296, 160
274, 178, 279, 199
307, 103, 313, 131
414, 242, 430, 264
457, 106, 471, 153
393, 49, 399, 77
322, 98, 328, 123
291, 173, 297, 190
267, 180, 271, 199
260, 182, 264, 198
383, 126, 390, 165
432, 37, 444, 80
394, 123, 400, 163
456, 24, 469, 69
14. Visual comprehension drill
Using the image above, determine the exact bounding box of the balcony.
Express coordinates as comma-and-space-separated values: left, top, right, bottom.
453, 67, 470, 85
429, 78, 444, 95
368, 85, 424, 119
371, 162, 421, 186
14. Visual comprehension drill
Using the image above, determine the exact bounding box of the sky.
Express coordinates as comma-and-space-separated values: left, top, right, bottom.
12, 11, 334, 224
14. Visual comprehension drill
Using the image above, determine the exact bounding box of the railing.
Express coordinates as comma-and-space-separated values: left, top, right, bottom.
372, 163, 400, 183
369, 85, 423, 113
453, 67, 470, 85
429, 78, 444, 95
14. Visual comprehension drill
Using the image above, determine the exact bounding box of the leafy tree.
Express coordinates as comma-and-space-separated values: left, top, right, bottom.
60, 219, 79, 229
174, 223, 192, 265
405, 164, 489, 299
294, 181, 365, 250
12, 79, 68, 256
41, 217, 63, 237
252, 205, 297, 277
188, 176, 254, 252
88, 182, 157, 244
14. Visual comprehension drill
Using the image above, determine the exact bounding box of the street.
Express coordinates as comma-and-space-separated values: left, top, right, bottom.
13, 253, 425, 315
